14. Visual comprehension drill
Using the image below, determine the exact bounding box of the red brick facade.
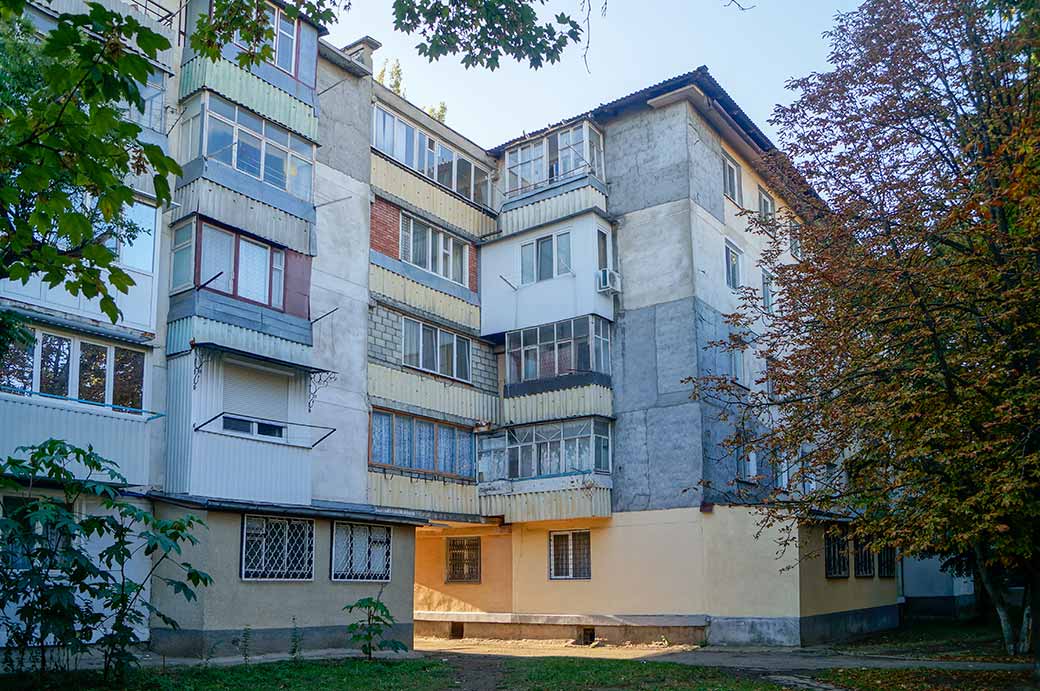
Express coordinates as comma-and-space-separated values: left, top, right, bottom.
469, 244, 479, 292
370, 196, 400, 259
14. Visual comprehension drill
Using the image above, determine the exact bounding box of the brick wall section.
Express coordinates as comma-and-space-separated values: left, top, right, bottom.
371, 197, 400, 258
368, 303, 498, 394
469, 244, 478, 292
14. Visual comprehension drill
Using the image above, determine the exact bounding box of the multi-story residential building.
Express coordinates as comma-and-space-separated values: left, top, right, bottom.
358, 66, 916, 646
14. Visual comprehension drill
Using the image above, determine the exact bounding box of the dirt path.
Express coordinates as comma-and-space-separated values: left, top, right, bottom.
438, 652, 506, 691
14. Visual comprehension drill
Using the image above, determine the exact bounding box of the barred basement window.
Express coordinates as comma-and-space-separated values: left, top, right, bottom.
878, 546, 896, 578
241, 515, 314, 580
854, 538, 875, 578
824, 526, 849, 579
549, 530, 591, 580
445, 537, 480, 583
332, 522, 392, 582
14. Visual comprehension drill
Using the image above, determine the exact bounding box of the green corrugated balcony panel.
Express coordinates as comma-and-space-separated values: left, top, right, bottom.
179, 56, 318, 142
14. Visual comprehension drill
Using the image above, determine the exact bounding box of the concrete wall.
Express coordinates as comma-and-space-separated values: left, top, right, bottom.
902, 556, 976, 619
150, 505, 416, 656
415, 527, 514, 613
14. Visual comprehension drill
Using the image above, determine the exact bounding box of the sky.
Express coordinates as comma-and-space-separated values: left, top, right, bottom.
323, 1, 863, 151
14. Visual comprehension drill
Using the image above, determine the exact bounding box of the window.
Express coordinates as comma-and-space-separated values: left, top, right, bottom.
789, 222, 803, 260
729, 345, 745, 387
205, 94, 314, 200
369, 410, 475, 478
725, 242, 741, 289
519, 231, 573, 285
774, 453, 790, 489
2, 496, 74, 570
597, 229, 609, 271
854, 539, 875, 578
401, 318, 471, 381
505, 316, 610, 384
241, 515, 313, 580
878, 546, 896, 578
371, 106, 491, 207
549, 530, 591, 580
399, 214, 468, 286
446, 537, 480, 583
222, 362, 289, 441
722, 152, 742, 204
117, 201, 157, 273
125, 70, 165, 132
762, 271, 774, 313
824, 526, 849, 578
736, 428, 756, 481
233, 3, 298, 76
505, 121, 604, 196
332, 522, 392, 581
0, 329, 145, 412
190, 224, 287, 309
758, 187, 775, 220
476, 418, 610, 481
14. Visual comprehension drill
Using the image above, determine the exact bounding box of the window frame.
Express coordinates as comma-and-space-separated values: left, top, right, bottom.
854, 538, 875, 578
824, 526, 850, 579
722, 151, 742, 205
204, 93, 315, 201
331, 521, 393, 582
505, 120, 605, 196
789, 221, 803, 260
762, 270, 774, 313
758, 186, 776, 220
493, 417, 611, 480
519, 231, 574, 285
1, 495, 81, 572
548, 530, 591, 580
445, 536, 481, 584
400, 316, 471, 382
505, 316, 610, 384
0, 326, 147, 415
878, 546, 897, 578
725, 241, 742, 290
188, 222, 288, 311
240, 514, 315, 582
231, 2, 299, 77
398, 214, 469, 287
368, 408, 476, 479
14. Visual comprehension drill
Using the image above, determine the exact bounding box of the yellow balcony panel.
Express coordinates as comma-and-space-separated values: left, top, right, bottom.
368, 363, 499, 424
502, 384, 612, 426
479, 473, 612, 523
368, 470, 479, 516
369, 264, 480, 331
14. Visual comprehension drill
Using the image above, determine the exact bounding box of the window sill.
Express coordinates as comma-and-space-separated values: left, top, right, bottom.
368, 463, 476, 484
200, 427, 310, 449
402, 363, 473, 387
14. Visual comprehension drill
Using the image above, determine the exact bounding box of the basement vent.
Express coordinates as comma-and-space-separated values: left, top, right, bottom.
579, 627, 596, 646
450, 622, 465, 639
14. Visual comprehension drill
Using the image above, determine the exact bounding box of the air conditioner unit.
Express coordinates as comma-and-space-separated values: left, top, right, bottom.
596, 268, 622, 294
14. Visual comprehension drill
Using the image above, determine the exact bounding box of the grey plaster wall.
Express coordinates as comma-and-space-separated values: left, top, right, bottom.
368, 303, 498, 395
316, 58, 372, 184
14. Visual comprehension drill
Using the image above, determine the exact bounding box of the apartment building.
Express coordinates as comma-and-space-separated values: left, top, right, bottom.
358, 67, 908, 645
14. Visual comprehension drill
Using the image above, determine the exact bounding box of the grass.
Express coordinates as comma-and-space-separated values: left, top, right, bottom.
819, 668, 1035, 691
502, 657, 786, 691
835, 618, 1028, 662
2, 658, 452, 691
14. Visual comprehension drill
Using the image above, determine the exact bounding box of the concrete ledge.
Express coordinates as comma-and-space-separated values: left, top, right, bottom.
414, 611, 706, 627
416, 620, 704, 645
151, 622, 414, 658
707, 616, 801, 646
799, 604, 899, 646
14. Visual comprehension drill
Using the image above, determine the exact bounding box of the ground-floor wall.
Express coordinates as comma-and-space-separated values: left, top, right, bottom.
901, 555, 977, 620
150, 503, 416, 657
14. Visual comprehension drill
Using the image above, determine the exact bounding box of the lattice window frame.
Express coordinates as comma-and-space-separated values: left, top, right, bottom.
548, 530, 591, 581
331, 521, 393, 583
240, 514, 315, 581
854, 538, 875, 578
878, 546, 897, 578
445, 536, 481, 583
824, 525, 849, 579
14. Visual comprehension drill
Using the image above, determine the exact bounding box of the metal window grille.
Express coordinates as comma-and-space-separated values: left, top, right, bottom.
824, 526, 849, 578
878, 546, 897, 578
549, 530, 591, 580
445, 537, 481, 583
242, 515, 314, 580
854, 539, 875, 578
332, 522, 392, 582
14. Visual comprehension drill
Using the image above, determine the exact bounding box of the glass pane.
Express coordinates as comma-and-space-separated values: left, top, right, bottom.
556, 232, 571, 273
573, 316, 589, 338
508, 447, 520, 478
78, 342, 107, 404
577, 437, 591, 470
507, 350, 521, 383
575, 337, 591, 371
110, 347, 144, 412
122, 201, 156, 272
206, 116, 234, 164
403, 123, 415, 167
276, 27, 294, 71
457, 432, 474, 477
39, 334, 71, 397
223, 415, 252, 433
474, 167, 489, 206
0, 336, 34, 392
437, 425, 456, 474
236, 131, 262, 177
551, 534, 569, 578
288, 157, 312, 200
236, 108, 263, 134
557, 340, 573, 374
598, 231, 608, 270
438, 330, 454, 377
264, 144, 287, 189
521, 243, 535, 284
265, 122, 289, 146
537, 236, 553, 281
415, 420, 435, 471
257, 422, 284, 438
271, 251, 284, 309
436, 144, 453, 188
421, 325, 437, 371
209, 95, 236, 121
238, 239, 270, 303
375, 109, 394, 153
403, 319, 420, 367
455, 156, 472, 198
394, 415, 412, 467
455, 338, 470, 381
539, 344, 555, 378
564, 420, 590, 438
572, 532, 591, 578
452, 242, 465, 284
371, 412, 392, 464
595, 435, 610, 471
201, 225, 234, 293
412, 220, 429, 270
522, 328, 538, 347
523, 348, 538, 380
520, 445, 534, 477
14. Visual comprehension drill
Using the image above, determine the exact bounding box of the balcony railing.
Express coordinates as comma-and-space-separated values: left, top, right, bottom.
193, 412, 335, 449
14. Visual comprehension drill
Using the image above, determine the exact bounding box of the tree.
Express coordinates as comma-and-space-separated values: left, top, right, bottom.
693, 0, 1040, 674
0, 440, 211, 682
426, 101, 447, 123
376, 58, 405, 97
343, 588, 407, 660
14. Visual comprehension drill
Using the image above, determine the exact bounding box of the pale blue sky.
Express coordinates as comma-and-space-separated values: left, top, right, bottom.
324, 1, 861, 150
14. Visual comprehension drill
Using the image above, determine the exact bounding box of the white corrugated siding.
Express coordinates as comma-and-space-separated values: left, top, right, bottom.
165, 353, 194, 493
479, 485, 612, 522
190, 431, 311, 505
367, 471, 479, 515
368, 363, 499, 423
502, 385, 613, 426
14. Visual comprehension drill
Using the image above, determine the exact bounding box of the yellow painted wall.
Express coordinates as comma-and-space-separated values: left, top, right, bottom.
369, 264, 480, 330
415, 527, 513, 613
797, 525, 899, 617
371, 156, 497, 238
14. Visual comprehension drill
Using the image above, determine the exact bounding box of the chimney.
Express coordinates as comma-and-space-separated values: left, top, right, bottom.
342, 35, 381, 72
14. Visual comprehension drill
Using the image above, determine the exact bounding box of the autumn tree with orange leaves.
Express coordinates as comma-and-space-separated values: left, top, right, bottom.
694, 0, 1040, 671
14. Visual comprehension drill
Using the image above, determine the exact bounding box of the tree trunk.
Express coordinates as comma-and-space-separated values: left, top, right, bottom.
975, 547, 1019, 655
1031, 566, 1040, 681
1018, 579, 1032, 655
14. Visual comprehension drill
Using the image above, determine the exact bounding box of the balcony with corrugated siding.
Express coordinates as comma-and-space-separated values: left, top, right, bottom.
502, 381, 613, 426
479, 472, 612, 523
0, 393, 157, 486
498, 173, 608, 238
